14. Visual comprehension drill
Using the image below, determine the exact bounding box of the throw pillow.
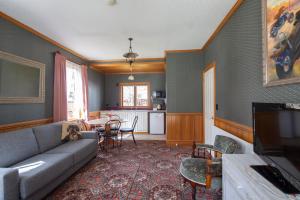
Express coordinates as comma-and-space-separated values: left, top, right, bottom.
66, 124, 82, 141
61, 121, 83, 141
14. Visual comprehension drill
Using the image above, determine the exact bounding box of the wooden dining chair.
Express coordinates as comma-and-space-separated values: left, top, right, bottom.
120, 116, 138, 145
99, 120, 121, 151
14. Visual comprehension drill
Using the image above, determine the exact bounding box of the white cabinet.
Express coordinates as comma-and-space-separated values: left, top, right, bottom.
149, 112, 165, 134
100, 110, 148, 132
223, 154, 299, 200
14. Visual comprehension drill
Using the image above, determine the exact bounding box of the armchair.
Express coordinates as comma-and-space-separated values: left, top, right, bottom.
192, 135, 239, 159
180, 135, 239, 199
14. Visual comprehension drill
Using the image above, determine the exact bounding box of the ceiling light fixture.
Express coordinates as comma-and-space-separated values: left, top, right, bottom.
123, 38, 138, 81
107, 0, 117, 6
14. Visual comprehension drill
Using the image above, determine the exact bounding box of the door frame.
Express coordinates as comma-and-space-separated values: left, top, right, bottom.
202, 62, 216, 144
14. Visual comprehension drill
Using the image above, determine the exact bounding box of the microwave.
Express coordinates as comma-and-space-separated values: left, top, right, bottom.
152, 91, 166, 98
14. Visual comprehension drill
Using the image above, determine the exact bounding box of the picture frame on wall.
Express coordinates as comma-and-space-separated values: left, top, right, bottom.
262, 0, 300, 87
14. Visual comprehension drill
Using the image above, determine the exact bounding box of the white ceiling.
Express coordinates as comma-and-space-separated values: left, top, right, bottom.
0, 0, 237, 60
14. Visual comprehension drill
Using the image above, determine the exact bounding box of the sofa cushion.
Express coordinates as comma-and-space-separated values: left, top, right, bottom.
0, 129, 39, 167
45, 139, 97, 164
32, 122, 62, 153
11, 153, 73, 199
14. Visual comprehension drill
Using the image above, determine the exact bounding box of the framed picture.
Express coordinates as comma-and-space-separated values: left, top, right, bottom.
262, 0, 300, 86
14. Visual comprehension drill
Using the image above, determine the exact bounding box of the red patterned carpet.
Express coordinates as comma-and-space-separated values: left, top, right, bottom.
46, 141, 222, 200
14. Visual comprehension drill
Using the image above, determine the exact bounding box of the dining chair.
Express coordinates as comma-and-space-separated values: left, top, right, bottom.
192, 135, 239, 159
97, 114, 120, 132
98, 119, 121, 151
120, 116, 138, 145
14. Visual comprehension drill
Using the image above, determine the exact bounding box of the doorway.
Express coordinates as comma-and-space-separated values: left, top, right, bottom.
203, 62, 216, 145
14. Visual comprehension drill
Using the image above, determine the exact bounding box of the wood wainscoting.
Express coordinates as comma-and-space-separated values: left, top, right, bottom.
88, 111, 101, 120
214, 117, 253, 143
166, 112, 203, 146
0, 118, 53, 133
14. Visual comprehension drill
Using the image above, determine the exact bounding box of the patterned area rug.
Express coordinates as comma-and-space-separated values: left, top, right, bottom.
46, 141, 222, 200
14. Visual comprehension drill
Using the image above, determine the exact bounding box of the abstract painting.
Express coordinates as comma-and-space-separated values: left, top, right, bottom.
263, 0, 300, 86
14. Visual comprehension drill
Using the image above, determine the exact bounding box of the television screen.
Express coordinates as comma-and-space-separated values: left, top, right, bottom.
253, 103, 300, 184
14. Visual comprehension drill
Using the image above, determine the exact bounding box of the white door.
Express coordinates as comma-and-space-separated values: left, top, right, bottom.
204, 67, 215, 145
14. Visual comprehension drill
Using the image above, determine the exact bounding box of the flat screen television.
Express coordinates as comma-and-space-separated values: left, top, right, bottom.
252, 102, 300, 194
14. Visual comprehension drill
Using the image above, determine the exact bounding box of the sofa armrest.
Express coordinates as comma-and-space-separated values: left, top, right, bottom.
80, 131, 98, 140
0, 168, 19, 200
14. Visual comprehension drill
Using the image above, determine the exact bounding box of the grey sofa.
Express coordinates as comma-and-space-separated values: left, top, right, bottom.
0, 122, 98, 200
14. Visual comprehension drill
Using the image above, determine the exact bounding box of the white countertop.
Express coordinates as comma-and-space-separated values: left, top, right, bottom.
101, 110, 166, 112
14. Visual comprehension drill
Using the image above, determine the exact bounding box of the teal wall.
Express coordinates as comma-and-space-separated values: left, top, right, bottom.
166, 51, 204, 113
203, 0, 300, 126
0, 18, 104, 124
88, 69, 105, 111
0, 60, 39, 97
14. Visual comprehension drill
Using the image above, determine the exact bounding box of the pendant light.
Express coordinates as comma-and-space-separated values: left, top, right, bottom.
128, 63, 135, 81
123, 38, 138, 80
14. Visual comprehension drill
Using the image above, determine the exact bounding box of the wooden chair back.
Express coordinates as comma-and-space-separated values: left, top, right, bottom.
104, 120, 121, 135
89, 111, 100, 120
132, 116, 138, 130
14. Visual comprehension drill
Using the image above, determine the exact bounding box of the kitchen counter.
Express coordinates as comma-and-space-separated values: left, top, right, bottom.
152, 110, 166, 112
100, 110, 148, 132
102, 110, 166, 112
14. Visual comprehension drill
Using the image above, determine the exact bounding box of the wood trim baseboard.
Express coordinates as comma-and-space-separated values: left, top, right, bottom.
0, 118, 53, 133
133, 131, 149, 134
214, 117, 253, 143
0, 12, 88, 61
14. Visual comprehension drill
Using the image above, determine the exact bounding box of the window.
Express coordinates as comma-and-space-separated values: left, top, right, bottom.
120, 82, 150, 108
66, 60, 84, 120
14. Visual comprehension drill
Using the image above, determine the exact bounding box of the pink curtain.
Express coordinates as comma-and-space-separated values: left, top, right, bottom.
81, 65, 89, 121
53, 53, 67, 122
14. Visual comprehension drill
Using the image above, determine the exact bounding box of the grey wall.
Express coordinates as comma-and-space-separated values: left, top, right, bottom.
203, 0, 300, 126
88, 69, 105, 111
166, 51, 204, 112
0, 60, 40, 97
104, 73, 165, 108
0, 18, 104, 124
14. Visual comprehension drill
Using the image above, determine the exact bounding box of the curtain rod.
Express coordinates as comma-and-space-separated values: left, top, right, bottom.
54, 51, 86, 66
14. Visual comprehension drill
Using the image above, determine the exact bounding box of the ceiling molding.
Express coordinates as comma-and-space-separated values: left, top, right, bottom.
90, 57, 165, 64
90, 61, 165, 74
201, 0, 244, 50
91, 61, 165, 67
105, 71, 165, 75
164, 49, 202, 54
0, 11, 88, 61
90, 66, 104, 73
164, 49, 202, 58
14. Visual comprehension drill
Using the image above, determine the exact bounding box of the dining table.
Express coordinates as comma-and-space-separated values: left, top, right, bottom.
87, 118, 128, 127
87, 117, 128, 151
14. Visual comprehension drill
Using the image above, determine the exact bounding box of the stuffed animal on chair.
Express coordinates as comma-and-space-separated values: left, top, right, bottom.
66, 124, 82, 141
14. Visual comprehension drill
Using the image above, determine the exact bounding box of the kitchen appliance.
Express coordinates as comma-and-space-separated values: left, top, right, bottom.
152, 91, 166, 99
149, 112, 165, 135
252, 102, 300, 194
